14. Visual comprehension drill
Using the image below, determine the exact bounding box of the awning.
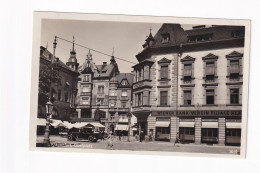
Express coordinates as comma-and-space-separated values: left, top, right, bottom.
72, 122, 89, 129
226, 122, 241, 129
155, 121, 170, 127
118, 118, 128, 123
179, 121, 195, 128
37, 118, 46, 126
50, 119, 62, 127
86, 122, 105, 128
202, 122, 218, 128
132, 127, 137, 131
115, 124, 129, 131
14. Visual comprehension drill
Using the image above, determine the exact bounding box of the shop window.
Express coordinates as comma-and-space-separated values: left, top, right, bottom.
160, 65, 168, 79
226, 129, 241, 137
206, 90, 214, 105
202, 128, 218, 137
230, 89, 239, 104
183, 90, 192, 105
160, 91, 168, 106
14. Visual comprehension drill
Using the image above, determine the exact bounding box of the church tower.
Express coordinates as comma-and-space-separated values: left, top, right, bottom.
66, 36, 79, 71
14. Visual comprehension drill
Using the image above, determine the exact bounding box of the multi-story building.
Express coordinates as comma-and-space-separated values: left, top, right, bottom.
132, 24, 245, 145
75, 50, 134, 133
38, 45, 79, 121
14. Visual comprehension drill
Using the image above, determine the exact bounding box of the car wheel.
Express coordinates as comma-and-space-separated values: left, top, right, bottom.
88, 136, 94, 142
67, 135, 73, 141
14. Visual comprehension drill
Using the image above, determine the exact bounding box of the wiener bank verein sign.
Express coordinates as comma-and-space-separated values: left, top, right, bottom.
152, 110, 242, 117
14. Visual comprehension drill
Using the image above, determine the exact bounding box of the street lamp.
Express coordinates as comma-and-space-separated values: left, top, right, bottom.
43, 99, 54, 147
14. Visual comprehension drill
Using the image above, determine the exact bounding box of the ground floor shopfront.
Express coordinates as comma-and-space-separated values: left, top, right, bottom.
133, 110, 242, 146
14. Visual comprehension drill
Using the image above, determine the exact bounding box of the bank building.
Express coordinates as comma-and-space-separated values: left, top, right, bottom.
132, 24, 244, 145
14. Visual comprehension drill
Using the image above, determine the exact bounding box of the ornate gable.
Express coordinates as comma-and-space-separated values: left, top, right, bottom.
158, 57, 172, 64
202, 53, 218, 61
181, 55, 195, 62
119, 78, 130, 88
226, 51, 243, 58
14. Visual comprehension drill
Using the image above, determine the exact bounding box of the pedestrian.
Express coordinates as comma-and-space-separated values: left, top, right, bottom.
140, 131, 143, 142
118, 131, 121, 141
106, 132, 114, 150
174, 132, 180, 146
101, 131, 105, 141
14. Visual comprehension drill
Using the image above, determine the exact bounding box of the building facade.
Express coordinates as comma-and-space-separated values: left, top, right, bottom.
74, 50, 134, 133
132, 24, 244, 145
38, 46, 79, 121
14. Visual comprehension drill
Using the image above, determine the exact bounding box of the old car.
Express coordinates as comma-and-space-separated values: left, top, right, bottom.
67, 127, 102, 142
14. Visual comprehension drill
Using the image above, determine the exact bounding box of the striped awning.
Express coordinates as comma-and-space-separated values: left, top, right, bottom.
202, 122, 218, 128
155, 121, 170, 127
179, 121, 195, 127
226, 122, 241, 129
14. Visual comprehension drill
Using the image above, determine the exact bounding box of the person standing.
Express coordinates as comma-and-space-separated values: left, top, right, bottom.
106, 132, 114, 150
174, 132, 180, 146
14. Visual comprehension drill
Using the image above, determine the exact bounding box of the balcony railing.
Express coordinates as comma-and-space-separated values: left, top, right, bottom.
117, 108, 129, 112
80, 92, 91, 96
133, 79, 152, 90
97, 93, 105, 98
120, 96, 128, 101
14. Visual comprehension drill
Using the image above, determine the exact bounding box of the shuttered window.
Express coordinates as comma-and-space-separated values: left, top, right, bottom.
160, 65, 168, 79
160, 91, 168, 105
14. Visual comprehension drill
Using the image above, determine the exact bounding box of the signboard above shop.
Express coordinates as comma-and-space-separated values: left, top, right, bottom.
151, 110, 242, 117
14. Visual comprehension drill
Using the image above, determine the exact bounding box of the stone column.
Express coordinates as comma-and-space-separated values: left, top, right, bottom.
77, 109, 81, 119
147, 116, 156, 141
170, 116, 178, 142
195, 117, 202, 144
218, 118, 226, 145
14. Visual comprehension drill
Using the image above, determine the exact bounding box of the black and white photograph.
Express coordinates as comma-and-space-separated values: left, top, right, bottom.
29, 12, 250, 158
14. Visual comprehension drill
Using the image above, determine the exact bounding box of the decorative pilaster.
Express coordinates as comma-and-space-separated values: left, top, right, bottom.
195, 117, 202, 144
218, 118, 226, 145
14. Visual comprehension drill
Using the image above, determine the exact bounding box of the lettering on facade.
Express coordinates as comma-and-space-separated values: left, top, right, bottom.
152, 110, 242, 117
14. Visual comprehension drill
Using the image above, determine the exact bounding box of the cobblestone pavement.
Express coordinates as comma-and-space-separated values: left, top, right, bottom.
37, 135, 240, 155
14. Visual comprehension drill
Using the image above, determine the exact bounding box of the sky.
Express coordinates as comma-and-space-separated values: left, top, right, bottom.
41, 19, 193, 73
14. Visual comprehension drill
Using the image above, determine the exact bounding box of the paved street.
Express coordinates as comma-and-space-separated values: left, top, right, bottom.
37, 135, 240, 155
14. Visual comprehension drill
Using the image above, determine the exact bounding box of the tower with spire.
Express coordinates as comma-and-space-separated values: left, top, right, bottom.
142, 27, 155, 48
66, 36, 79, 71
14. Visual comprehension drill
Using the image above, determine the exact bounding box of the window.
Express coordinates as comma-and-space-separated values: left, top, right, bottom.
82, 85, 91, 92
83, 75, 90, 82
162, 33, 170, 43
206, 90, 214, 104
160, 91, 168, 105
137, 92, 143, 106
122, 102, 126, 108
230, 60, 239, 80
230, 89, 239, 104
98, 85, 104, 94
148, 91, 151, 105
97, 99, 104, 105
184, 90, 192, 105
58, 90, 61, 101
122, 90, 127, 97
138, 70, 142, 81
110, 102, 115, 108
206, 62, 215, 81
121, 80, 128, 86
160, 65, 168, 79
82, 97, 89, 105
184, 64, 192, 82
81, 109, 91, 118
109, 90, 117, 96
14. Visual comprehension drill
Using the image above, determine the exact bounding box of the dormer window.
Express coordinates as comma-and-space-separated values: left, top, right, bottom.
162, 33, 170, 43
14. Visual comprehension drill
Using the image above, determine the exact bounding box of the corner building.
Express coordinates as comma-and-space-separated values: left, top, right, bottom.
132, 24, 244, 145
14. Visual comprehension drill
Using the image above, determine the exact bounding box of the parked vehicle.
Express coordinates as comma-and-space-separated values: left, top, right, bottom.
67, 127, 102, 142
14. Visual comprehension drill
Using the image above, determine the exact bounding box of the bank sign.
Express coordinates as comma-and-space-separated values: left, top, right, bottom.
152, 110, 242, 117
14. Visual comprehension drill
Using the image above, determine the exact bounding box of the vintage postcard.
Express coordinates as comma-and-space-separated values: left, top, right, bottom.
29, 12, 250, 158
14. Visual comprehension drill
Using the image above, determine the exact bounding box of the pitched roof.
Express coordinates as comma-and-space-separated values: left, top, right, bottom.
40, 46, 77, 73
116, 73, 134, 86
94, 63, 115, 78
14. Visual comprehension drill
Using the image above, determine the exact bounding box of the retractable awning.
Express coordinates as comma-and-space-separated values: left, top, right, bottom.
226, 122, 241, 129
202, 122, 218, 128
179, 121, 195, 128
155, 121, 170, 127
87, 122, 105, 128
115, 124, 129, 131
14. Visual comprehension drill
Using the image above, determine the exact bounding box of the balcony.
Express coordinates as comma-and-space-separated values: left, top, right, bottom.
108, 107, 117, 112
118, 107, 129, 112
109, 96, 117, 100
133, 79, 152, 91
132, 105, 151, 113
